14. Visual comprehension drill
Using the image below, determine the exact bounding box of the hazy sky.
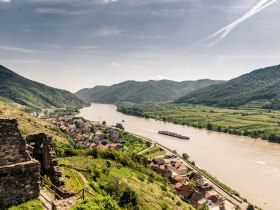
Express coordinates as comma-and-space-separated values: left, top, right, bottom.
0, 0, 279, 92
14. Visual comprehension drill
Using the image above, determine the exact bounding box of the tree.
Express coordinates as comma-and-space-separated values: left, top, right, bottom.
102, 121, 107, 126
118, 188, 138, 208
72, 195, 120, 210
207, 123, 213, 130
247, 204, 254, 210
182, 153, 190, 161
116, 123, 124, 130
197, 203, 209, 210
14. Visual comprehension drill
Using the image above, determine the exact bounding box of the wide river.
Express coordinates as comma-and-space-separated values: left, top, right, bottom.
79, 103, 280, 210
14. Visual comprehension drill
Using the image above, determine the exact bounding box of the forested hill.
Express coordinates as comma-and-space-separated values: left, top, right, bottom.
0, 65, 86, 110
75, 79, 222, 104
176, 65, 280, 109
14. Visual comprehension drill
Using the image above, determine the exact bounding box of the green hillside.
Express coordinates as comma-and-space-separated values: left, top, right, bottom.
0, 101, 72, 146
176, 65, 280, 109
75, 79, 222, 104
0, 65, 86, 110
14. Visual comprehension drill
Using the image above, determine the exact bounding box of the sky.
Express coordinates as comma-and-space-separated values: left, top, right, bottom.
0, 0, 279, 92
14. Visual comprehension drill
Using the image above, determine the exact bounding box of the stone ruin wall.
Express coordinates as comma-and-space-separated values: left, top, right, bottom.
26, 133, 74, 198
0, 118, 40, 208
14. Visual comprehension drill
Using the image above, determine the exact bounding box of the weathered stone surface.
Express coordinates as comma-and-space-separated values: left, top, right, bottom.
0, 118, 30, 166
26, 133, 74, 199
53, 197, 77, 210
0, 118, 40, 208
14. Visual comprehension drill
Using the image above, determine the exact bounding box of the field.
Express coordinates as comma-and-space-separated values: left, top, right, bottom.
142, 145, 166, 158
118, 103, 280, 143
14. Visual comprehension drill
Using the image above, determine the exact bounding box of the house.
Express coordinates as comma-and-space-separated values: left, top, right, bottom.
167, 161, 188, 175
189, 191, 205, 206
151, 157, 165, 165
151, 164, 166, 174
170, 174, 185, 184
100, 140, 109, 146
196, 179, 213, 191
180, 184, 194, 200
207, 195, 225, 209
89, 143, 97, 149
197, 198, 220, 210
105, 143, 123, 150
174, 182, 183, 191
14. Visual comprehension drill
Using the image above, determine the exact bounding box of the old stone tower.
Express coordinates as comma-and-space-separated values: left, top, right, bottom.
0, 118, 40, 208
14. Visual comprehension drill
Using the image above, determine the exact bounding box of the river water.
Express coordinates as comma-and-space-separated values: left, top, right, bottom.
79, 103, 280, 210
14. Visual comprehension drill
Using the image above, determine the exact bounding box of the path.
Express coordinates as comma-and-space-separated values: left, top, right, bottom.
137, 142, 154, 155
39, 189, 54, 210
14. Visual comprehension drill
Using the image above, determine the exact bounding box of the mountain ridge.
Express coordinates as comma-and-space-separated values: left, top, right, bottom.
176, 64, 280, 109
75, 79, 223, 104
0, 65, 86, 110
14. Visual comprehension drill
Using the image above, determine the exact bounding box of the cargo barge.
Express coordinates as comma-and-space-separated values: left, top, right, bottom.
158, 131, 190, 140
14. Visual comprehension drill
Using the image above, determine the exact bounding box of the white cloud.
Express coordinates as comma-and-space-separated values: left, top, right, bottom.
187, 0, 278, 51
0, 0, 10, 3
102, 0, 118, 3
34, 7, 93, 15
111, 62, 121, 68
0, 45, 35, 53
76, 46, 97, 50
150, 9, 185, 16
96, 26, 122, 36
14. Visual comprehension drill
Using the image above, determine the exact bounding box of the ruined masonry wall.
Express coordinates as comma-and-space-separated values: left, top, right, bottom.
0, 119, 31, 166
0, 118, 40, 208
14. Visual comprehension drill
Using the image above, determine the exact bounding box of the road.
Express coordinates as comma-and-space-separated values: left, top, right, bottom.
130, 132, 249, 210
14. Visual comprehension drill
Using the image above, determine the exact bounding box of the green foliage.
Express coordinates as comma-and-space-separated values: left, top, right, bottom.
182, 153, 190, 161
8, 200, 43, 210
121, 132, 149, 153
59, 154, 194, 210
71, 195, 120, 210
118, 188, 138, 209
197, 203, 209, 210
75, 80, 222, 104
115, 123, 124, 130
128, 103, 280, 143
0, 65, 85, 110
176, 65, 280, 109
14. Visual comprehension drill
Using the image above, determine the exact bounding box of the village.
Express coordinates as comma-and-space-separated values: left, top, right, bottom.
42, 112, 242, 210
44, 116, 124, 151
149, 155, 236, 210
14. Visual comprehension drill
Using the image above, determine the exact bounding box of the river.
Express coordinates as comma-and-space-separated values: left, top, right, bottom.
79, 103, 280, 210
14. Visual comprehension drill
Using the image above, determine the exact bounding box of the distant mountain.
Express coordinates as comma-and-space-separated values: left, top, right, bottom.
75, 79, 222, 104
176, 65, 280, 109
0, 65, 86, 109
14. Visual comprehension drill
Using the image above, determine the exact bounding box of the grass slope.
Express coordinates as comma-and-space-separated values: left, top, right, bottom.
0, 65, 85, 110
176, 65, 280, 109
59, 156, 194, 210
76, 79, 222, 104
7, 200, 43, 210
0, 101, 73, 146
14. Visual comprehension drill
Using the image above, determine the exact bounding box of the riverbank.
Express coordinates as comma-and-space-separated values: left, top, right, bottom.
129, 132, 253, 210
117, 103, 280, 143
78, 103, 280, 210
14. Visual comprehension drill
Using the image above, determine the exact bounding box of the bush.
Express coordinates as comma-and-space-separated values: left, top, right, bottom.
71, 195, 120, 210
118, 188, 138, 209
